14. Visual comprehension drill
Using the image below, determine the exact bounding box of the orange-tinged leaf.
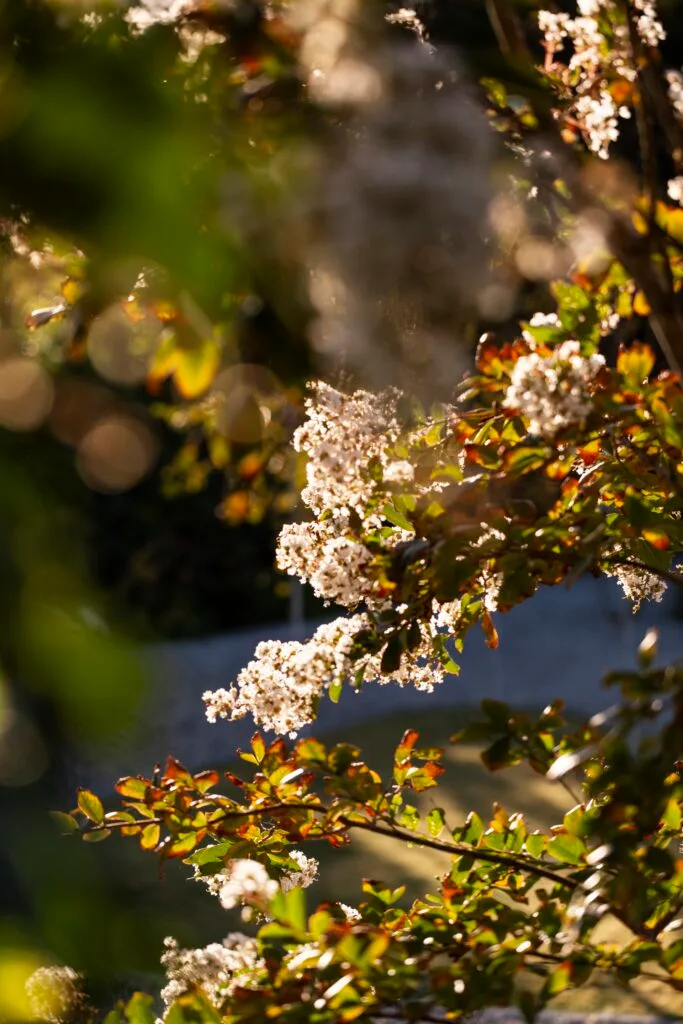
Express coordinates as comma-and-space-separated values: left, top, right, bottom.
400, 730, 419, 752
165, 756, 192, 782
194, 770, 220, 793
61, 277, 84, 305
173, 339, 221, 399
482, 611, 499, 650
643, 529, 670, 551
115, 777, 150, 800
546, 459, 572, 480
140, 823, 161, 851
238, 452, 265, 479
609, 79, 634, 106
220, 491, 251, 524
166, 832, 198, 858
633, 291, 651, 316
617, 342, 655, 384
578, 438, 601, 466
663, 205, 683, 246
153, 300, 178, 323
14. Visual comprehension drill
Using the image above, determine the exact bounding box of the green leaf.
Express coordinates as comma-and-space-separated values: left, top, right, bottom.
165, 992, 222, 1024
329, 678, 343, 703
544, 960, 573, 997
481, 736, 513, 771
271, 885, 307, 932
525, 833, 546, 859
547, 834, 585, 865
382, 503, 413, 532
462, 811, 484, 845
251, 733, 266, 763
563, 804, 588, 837
82, 828, 112, 842
481, 699, 511, 728
124, 993, 156, 1024
662, 798, 682, 832
173, 339, 221, 400
504, 446, 548, 475
399, 805, 421, 830
381, 635, 403, 674
50, 811, 79, 834
77, 788, 104, 824
427, 807, 446, 837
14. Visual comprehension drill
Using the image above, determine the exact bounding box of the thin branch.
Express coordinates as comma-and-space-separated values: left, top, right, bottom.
95, 799, 577, 890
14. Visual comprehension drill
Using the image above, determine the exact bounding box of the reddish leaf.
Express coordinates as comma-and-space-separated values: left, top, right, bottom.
115, 777, 150, 800
482, 611, 499, 650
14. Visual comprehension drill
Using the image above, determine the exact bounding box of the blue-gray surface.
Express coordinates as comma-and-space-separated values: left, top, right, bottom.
75, 575, 683, 790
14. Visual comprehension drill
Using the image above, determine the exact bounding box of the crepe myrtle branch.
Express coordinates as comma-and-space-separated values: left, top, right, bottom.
90, 800, 578, 889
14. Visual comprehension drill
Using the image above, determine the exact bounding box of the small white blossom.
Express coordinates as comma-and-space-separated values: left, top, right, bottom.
667, 69, 683, 118
280, 851, 319, 893
529, 312, 561, 329
503, 340, 605, 438
217, 860, 279, 910
339, 903, 362, 922
668, 176, 683, 204
538, 11, 570, 49
384, 459, 415, 485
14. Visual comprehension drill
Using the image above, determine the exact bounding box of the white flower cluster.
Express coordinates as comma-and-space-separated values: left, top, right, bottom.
274, 383, 405, 607
213, 859, 279, 911
125, 0, 186, 33
25, 966, 86, 1024
538, 0, 665, 158
668, 177, 683, 204
204, 614, 369, 736
204, 611, 446, 736
339, 903, 362, 922
604, 560, 667, 611
293, 380, 401, 516
160, 934, 262, 1010
280, 850, 320, 893
504, 340, 605, 438
667, 69, 683, 119
196, 851, 318, 903
277, 522, 376, 607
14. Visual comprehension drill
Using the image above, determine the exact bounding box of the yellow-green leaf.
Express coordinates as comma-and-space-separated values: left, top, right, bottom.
77, 788, 104, 824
